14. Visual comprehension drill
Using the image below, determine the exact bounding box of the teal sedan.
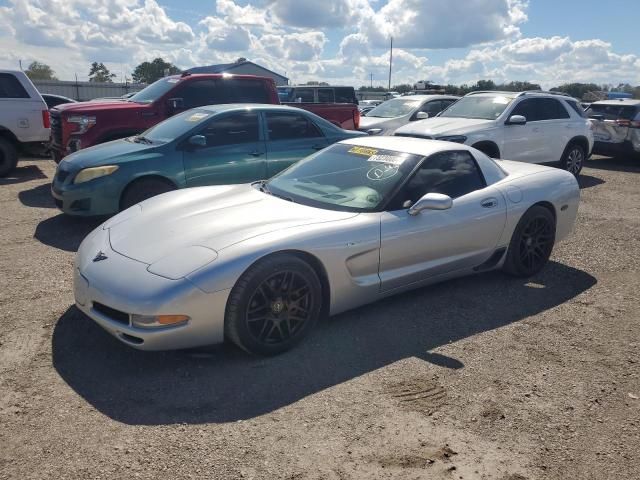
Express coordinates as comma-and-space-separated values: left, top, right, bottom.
51, 104, 365, 216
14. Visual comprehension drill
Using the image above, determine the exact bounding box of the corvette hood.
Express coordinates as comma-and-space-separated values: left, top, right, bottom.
395, 117, 494, 136
107, 184, 357, 265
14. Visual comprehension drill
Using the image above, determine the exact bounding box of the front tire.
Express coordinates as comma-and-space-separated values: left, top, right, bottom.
503, 206, 556, 277
559, 143, 585, 177
0, 137, 18, 177
225, 254, 323, 356
120, 178, 175, 211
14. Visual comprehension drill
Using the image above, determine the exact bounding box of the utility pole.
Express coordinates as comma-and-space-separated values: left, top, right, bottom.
19, 59, 23, 70
388, 37, 393, 91
370, 72, 373, 88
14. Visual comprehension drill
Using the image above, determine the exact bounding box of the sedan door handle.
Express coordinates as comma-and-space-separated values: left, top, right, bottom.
481, 197, 498, 208
249, 151, 264, 157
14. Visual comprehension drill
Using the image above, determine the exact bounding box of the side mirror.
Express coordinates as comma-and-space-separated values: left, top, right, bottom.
167, 97, 184, 113
589, 114, 604, 121
408, 193, 452, 215
188, 135, 206, 147
415, 111, 430, 120
506, 115, 527, 125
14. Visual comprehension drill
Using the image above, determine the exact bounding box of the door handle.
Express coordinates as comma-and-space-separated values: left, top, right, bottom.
249, 151, 264, 157
312, 144, 326, 150
481, 197, 498, 208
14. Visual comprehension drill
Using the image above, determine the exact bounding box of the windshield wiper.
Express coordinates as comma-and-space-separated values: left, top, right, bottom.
256, 180, 295, 202
133, 135, 152, 144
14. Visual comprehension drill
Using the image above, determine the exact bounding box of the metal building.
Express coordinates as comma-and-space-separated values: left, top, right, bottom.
186, 60, 289, 86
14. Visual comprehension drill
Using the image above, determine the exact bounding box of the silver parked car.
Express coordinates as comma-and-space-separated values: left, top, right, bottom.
74, 136, 579, 355
587, 99, 640, 158
358, 95, 459, 135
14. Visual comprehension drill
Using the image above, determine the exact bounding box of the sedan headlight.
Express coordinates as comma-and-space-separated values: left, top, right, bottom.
67, 115, 97, 134
74, 165, 119, 184
131, 314, 190, 329
435, 135, 467, 144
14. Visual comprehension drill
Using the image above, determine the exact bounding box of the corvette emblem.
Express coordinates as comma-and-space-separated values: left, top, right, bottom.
93, 251, 108, 262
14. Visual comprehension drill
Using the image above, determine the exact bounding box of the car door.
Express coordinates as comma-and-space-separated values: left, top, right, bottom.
502, 98, 551, 163
183, 111, 267, 187
535, 98, 573, 161
264, 111, 329, 177
379, 151, 506, 292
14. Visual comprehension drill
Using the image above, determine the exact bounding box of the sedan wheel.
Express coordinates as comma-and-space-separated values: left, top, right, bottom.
225, 254, 322, 355
560, 144, 584, 177
503, 206, 556, 277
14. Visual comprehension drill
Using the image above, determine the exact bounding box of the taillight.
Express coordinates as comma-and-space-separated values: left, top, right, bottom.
353, 108, 360, 130
42, 110, 50, 129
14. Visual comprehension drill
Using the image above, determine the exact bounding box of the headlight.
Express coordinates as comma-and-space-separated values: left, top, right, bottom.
436, 135, 467, 143
74, 165, 119, 184
131, 314, 190, 329
67, 115, 96, 134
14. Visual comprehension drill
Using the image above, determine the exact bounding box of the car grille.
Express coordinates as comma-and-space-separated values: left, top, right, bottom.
50, 110, 63, 147
93, 302, 130, 326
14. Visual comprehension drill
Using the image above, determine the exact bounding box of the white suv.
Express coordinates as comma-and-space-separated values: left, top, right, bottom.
395, 90, 594, 176
0, 70, 50, 176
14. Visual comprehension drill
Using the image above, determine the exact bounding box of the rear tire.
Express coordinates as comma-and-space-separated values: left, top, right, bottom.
559, 143, 585, 177
503, 206, 556, 277
0, 137, 18, 177
120, 178, 175, 211
225, 254, 323, 356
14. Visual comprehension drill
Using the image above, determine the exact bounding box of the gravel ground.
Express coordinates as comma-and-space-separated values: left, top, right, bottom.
0, 156, 639, 480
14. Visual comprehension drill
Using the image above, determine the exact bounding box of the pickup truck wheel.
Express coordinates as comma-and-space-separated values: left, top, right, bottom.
120, 178, 175, 211
0, 137, 18, 177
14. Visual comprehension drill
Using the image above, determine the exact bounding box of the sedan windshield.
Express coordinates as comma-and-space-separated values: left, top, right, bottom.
139, 109, 213, 143
266, 143, 423, 212
129, 77, 182, 104
440, 95, 515, 120
365, 98, 423, 118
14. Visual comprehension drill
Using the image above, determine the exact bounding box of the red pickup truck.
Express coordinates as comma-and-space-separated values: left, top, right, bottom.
50, 73, 360, 162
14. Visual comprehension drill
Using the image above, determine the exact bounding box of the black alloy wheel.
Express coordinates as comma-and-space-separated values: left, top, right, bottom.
225, 254, 322, 355
503, 205, 556, 277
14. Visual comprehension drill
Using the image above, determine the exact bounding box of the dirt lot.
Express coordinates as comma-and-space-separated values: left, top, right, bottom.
0, 156, 639, 480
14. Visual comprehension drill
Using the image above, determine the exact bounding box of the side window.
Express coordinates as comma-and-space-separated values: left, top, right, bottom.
317, 88, 335, 103
511, 99, 540, 121
227, 79, 271, 103
423, 101, 443, 116
565, 100, 587, 118
391, 151, 485, 209
292, 88, 315, 102
335, 87, 356, 103
201, 112, 259, 147
177, 80, 225, 109
0, 73, 30, 99
538, 98, 570, 120
265, 112, 324, 140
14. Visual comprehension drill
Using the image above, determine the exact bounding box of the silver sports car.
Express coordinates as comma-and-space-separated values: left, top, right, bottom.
74, 137, 580, 355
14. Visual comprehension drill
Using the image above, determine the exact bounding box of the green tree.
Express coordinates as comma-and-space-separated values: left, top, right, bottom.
550, 83, 601, 100
392, 83, 413, 94
132, 58, 180, 84
25, 61, 57, 81
89, 62, 116, 83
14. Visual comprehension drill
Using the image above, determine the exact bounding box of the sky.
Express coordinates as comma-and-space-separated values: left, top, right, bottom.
0, 0, 638, 88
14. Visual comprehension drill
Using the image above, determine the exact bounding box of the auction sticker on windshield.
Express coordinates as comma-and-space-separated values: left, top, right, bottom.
349, 146, 378, 156
186, 112, 209, 122
367, 154, 407, 166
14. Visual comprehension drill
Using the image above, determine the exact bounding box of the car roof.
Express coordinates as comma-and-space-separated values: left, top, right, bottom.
193, 103, 318, 114
592, 98, 640, 106
338, 135, 476, 156
386, 94, 459, 100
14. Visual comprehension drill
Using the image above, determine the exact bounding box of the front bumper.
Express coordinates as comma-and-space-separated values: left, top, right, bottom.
51, 168, 122, 216
74, 226, 231, 350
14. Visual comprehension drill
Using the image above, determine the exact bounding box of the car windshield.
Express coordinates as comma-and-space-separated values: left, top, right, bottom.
129, 77, 182, 104
266, 143, 423, 212
139, 109, 212, 143
365, 98, 423, 118
440, 95, 515, 120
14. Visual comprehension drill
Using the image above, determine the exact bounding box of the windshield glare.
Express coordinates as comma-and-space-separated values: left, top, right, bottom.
129, 77, 182, 104
267, 143, 423, 212
141, 109, 211, 143
366, 98, 423, 118
440, 95, 514, 120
